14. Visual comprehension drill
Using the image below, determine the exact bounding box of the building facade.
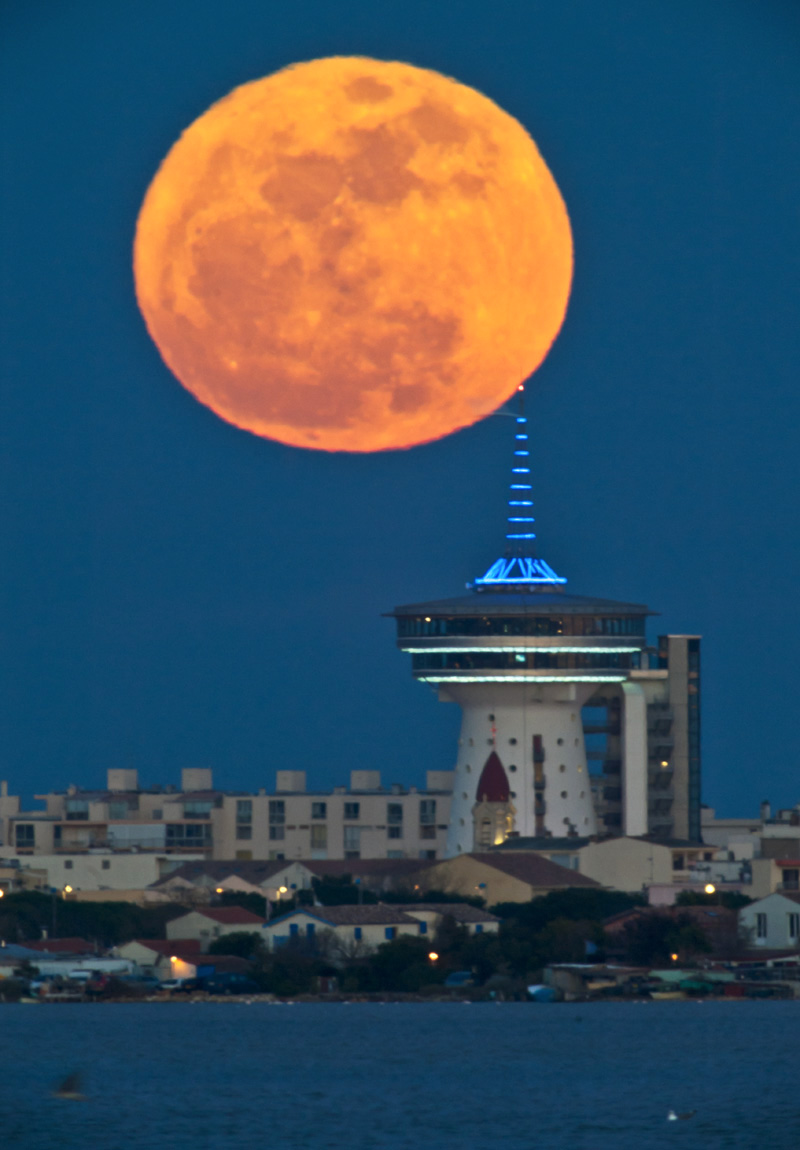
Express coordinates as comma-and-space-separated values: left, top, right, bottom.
0, 767, 454, 884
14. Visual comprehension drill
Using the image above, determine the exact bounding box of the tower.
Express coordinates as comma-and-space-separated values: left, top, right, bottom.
388, 398, 700, 856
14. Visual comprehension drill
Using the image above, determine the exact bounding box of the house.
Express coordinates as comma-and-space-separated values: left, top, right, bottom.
493, 834, 675, 891
739, 892, 800, 951
416, 852, 601, 907
603, 904, 743, 959
149, 859, 317, 902
25, 937, 95, 956
166, 906, 265, 951
262, 904, 421, 953
114, 938, 251, 980
397, 904, 500, 937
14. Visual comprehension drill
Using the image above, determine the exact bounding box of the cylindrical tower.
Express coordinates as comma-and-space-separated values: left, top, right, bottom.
390, 585, 650, 855
388, 399, 651, 856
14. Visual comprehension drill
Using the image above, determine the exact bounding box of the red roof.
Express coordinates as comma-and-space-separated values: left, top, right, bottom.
26, 937, 93, 954
195, 907, 264, 925
127, 938, 202, 955
475, 751, 510, 803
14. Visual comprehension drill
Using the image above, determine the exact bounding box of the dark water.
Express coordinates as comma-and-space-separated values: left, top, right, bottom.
1, 1000, 797, 1150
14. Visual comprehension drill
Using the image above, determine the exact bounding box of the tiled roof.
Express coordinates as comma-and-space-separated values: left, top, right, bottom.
26, 937, 93, 954
150, 860, 300, 888
465, 852, 601, 889
126, 938, 202, 955
301, 859, 428, 878
194, 907, 264, 925
399, 903, 499, 923
269, 904, 419, 927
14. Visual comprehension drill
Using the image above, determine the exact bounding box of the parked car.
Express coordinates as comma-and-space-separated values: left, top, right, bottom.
443, 971, 475, 988
201, 973, 261, 995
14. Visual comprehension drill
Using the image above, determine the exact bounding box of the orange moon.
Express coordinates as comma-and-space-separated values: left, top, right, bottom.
134, 57, 572, 452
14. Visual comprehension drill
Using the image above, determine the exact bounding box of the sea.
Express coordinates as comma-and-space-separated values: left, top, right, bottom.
0, 1000, 797, 1150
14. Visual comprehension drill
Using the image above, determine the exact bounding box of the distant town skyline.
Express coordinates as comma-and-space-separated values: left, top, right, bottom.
2, 1, 800, 816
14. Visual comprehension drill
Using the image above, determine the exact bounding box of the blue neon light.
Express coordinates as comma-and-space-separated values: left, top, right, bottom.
508, 501, 533, 506
515, 434, 528, 439
510, 484, 531, 489
474, 556, 567, 586
511, 468, 530, 473
514, 451, 530, 456
516, 417, 527, 423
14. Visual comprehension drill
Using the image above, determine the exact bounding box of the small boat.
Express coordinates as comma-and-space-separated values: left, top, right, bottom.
52, 1072, 86, 1101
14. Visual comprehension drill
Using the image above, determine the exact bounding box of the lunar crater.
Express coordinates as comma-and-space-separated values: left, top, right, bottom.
134, 57, 572, 452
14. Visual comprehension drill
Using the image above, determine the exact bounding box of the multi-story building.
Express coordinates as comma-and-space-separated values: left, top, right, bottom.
0, 767, 454, 877
389, 407, 703, 855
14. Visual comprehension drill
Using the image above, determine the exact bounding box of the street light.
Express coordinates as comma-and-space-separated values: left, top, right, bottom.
428, 952, 439, 963
704, 883, 716, 895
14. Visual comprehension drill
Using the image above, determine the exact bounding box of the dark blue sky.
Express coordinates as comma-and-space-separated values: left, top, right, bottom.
2, 1, 798, 815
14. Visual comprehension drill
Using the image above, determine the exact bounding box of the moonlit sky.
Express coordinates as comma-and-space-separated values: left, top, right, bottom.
2, 1, 799, 816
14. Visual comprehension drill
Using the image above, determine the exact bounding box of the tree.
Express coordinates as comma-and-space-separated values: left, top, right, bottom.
675, 890, 752, 910
207, 931, 264, 959
620, 912, 711, 966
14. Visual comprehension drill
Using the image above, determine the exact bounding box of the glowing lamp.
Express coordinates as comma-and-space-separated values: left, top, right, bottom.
428, 952, 439, 963
278, 886, 288, 894
215, 887, 224, 894
704, 883, 716, 895
670, 953, 679, 962
63, 885, 73, 894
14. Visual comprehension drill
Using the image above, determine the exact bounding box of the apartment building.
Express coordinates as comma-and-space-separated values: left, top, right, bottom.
0, 767, 454, 871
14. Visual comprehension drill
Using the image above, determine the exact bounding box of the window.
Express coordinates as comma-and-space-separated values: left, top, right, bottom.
419, 921, 427, 935
236, 800, 252, 823
64, 858, 73, 869
311, 802, 327, 820
311, 825, 327, 849
419, 850, 436, 860
387, 803, 403, 825
672, 854, 685, 871
419, 800, 436, 825
53, 826, 62, 845
268, 800, 285, 825
236, 850, 253, 861
289, 923, 299, 936
756, 913, 767, 940
236, 825, 253, 840
475, 924, 483, 934
420, 826, 436, 840
65, 799, 89, 821
306, 923, 315, 938
108, 802, 129, 820
387, 850, 404, 859
384, 927, 396, 941
183, 801, 212, 819
344, 826, 361, 852
101, 859, 110, 870
15, 825, 34, 847
166, 823, 212, 848
344, 803, 360, 821
388, 826, 403, 840
269, 825, 285, 841
354, 927, 362, 940
789, 914, 799, 941
152, 809, 162, 820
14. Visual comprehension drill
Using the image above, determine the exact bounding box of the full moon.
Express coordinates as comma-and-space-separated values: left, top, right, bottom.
134, 57, 572, 452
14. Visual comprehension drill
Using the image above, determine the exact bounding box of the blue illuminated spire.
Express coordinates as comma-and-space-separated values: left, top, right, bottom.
472, 386, 567, 589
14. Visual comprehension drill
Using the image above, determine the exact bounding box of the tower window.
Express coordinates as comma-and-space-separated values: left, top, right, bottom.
561, 791, 568, 799
557, 738, 564, 746
509, 738, 517, 745
559, 764, 566, 773
509, 765, 517, 773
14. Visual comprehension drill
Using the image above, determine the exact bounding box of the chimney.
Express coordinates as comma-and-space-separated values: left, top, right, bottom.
760, 800, 771, 822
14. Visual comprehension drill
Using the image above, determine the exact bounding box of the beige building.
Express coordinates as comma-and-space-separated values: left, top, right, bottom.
166, 906, 265, 950
416, 852, 600, 907
739, 892, 800, 951
397, 903, 500, 937
0, 768, 453, 878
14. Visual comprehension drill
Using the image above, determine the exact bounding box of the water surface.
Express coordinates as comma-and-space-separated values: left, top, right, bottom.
1, 1000, 796, 1149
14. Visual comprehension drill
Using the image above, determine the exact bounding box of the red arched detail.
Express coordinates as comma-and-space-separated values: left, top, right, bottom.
475, 751, 510, 803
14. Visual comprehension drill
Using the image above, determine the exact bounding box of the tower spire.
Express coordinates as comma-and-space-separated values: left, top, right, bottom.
472, 385, 567, 588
